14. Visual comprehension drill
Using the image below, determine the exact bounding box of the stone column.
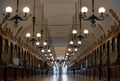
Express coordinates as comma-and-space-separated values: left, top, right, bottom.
93, 50, 97, 79
14, 45, 17, 58
107, 41, 111, 81
103, 44, 107, 65
21, 49, 24, 66
110, 38, 116, 65
12, 44, 15, 60
30, 54, 31, 67
18, 47, 20, 60
99, 46, 102, 80
117, 34, 120, 64
0, 36, 3, 64
2, 39, 9, 64
28, 53, 30, 67
10, 43, 13, 63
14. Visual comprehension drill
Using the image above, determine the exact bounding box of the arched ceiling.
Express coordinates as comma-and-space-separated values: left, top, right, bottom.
0, 0, 120, 61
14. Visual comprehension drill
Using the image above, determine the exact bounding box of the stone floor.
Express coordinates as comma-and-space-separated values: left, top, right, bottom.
15, 75, 85, 81
14, 74, 118, 81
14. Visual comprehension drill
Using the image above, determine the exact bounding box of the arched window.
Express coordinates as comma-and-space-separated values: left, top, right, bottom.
5, 39, 8, 53
103, 44, 105, 49
18, 47, 20, 58
21, 49, 24, 59
10, 43, 13, 62
112, 38, 115, 52
14, 45, 17, 57
103, 44, 106, 64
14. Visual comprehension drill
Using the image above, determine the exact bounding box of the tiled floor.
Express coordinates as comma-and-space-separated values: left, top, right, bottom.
16, 75, 84, 81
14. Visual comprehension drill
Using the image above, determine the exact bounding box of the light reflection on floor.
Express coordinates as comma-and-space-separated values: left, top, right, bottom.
15, 75, 82, 81
53, 75, 59, 81
62, 75, 68, 81
52, 75, 68, 81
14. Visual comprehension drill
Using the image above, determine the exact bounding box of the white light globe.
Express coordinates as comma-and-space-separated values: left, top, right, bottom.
51, 61, 54, 64
36, 42, 40, 46
81, 7, 88, 13
84, 29, 89, 34
78, 40, 82, 45
66, 56, 68, 58
41, 49, 45, 53
43, 41, 47, 46
98, 7, 105, 13
51, 56, 54, 59
23, 7, 30, 13
74, 48, 78, 51
44, 54, 48, 56
65, 58, 67, 60
26, 33, 31, 37
49, 53, 52, 56
48, 49, 51, 52
36, 33, 41, 37
72, 29, 77, 34
52, 58, 54, 60
70, 40, 74, 45
6, 6, 12, 13
66, 53, 69, 55
68, 48, 71, 51
72, 52, 75, 55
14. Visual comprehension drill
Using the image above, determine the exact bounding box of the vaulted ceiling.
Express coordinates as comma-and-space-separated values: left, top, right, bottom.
0, 0, 120, 61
